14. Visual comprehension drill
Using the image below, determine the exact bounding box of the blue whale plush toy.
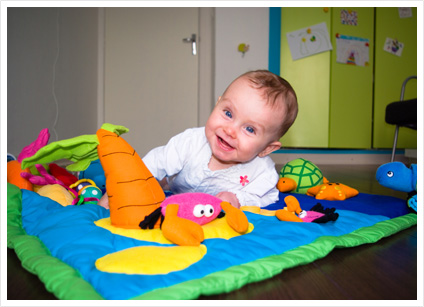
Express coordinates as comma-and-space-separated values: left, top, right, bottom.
376, 162, 417, 212
78, 159, 106, 195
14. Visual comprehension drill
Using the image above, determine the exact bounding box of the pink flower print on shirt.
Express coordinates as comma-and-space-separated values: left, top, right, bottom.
240, 175, 249, 186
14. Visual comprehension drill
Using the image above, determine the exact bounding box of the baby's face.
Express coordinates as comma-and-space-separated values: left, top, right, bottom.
205, 77, 284, 168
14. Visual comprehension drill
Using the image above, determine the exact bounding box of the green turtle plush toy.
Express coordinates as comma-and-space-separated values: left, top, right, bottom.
277, 158, 324, 194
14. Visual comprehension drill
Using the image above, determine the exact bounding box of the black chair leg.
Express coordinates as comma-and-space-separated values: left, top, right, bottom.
391, 125, 399, 162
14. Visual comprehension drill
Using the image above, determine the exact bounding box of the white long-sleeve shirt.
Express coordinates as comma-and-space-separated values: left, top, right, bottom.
142, 127, 279, 207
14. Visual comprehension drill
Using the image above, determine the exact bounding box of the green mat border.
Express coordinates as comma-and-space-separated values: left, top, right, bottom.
7, 183, 417, 300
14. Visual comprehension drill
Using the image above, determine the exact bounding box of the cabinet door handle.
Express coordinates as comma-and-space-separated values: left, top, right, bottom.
182, 34, 197, 55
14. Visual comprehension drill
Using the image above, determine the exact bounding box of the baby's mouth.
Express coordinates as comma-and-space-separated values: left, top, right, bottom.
217, 136, 234, 151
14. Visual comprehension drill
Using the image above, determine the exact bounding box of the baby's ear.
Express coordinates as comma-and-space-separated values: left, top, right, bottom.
258, 141, 281, 158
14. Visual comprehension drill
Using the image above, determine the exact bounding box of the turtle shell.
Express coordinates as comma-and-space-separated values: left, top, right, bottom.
279, 158, 323, 194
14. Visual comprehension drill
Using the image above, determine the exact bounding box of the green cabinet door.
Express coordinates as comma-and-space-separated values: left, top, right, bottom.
280, 7, 375, 149
280, 7, 417, 150
329, 8, 374, 148
373, 7, 417, 149
280, 7, 331, 148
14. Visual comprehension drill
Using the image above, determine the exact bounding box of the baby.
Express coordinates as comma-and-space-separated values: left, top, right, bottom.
98, 70, 298, 209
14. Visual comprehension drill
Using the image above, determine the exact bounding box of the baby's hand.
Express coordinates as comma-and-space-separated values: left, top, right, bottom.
98, 193, 110, 209
216, 191, 240, 209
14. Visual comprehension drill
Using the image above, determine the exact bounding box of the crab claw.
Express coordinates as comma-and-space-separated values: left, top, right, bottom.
221, 201, 249, 234
275, 210, 303, 222
161, 204, 204, 246
284, 195, 303, 214
275, 195, 303, 222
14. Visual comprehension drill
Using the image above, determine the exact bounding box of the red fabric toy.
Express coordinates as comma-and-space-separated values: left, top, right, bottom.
49, 163, 78, 187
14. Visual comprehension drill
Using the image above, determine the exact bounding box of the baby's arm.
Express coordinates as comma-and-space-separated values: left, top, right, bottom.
216, 188, 278, 209
142, 129, 194, 181
237, 189, 279, 207
227, 171, 279, 208
216, 191, 241, 208
98, 193, 109, 209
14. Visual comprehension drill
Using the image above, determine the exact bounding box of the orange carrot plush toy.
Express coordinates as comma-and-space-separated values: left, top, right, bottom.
96, 126, 165, 229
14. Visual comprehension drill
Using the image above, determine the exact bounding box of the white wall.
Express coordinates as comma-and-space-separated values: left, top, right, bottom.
214, 8, 269, 102
7, 7, 270, 157
7, 8, 99, 156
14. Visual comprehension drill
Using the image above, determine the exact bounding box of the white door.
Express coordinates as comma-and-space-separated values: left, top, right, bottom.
104, 8, 200, 157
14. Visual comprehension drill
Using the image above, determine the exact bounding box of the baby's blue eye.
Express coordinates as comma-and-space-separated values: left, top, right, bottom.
224, 110, 232, 118
246, 126, 255, 134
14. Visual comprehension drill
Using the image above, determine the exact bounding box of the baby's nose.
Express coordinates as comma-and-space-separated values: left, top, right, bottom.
224, 125, 236, 138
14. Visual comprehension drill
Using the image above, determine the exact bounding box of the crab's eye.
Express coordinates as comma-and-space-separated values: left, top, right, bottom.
92, 189, 99, 196
204, 204, 214, 217
387, 171, 394, 178
298, 210, 307, 219
193, 205, 205, 218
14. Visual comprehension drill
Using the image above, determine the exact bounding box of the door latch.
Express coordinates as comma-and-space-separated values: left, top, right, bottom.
183, 34, 197, 55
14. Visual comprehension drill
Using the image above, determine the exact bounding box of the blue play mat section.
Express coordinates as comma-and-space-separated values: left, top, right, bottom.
7, 183, 416, 300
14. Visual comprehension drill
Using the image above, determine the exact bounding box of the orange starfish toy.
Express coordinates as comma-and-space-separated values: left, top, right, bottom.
306, 181, 359, 201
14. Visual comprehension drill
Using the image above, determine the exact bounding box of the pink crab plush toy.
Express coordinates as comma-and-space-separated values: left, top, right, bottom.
139, 192, 249, 246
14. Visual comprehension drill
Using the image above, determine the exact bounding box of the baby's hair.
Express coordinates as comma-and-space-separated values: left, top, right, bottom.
237, 70, 298, 138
